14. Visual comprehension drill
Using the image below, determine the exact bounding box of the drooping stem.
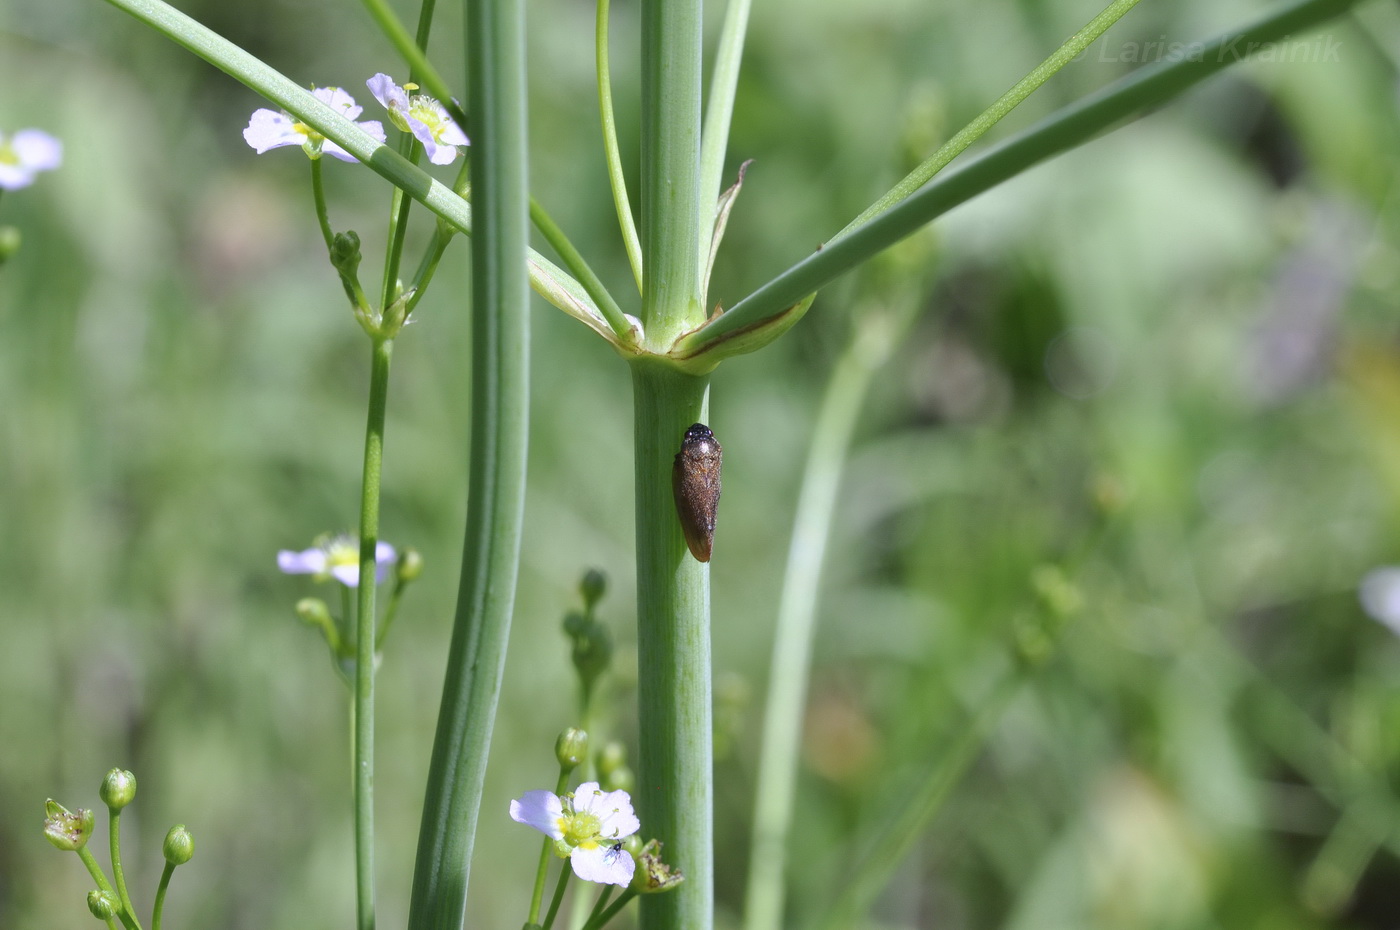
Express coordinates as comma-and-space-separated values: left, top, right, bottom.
403, 0, 531, 923
352, 335, 393, 930
630, 360, 711, 930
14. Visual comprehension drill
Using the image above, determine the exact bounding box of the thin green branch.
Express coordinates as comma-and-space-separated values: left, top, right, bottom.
696, 0, 753, 274
150, 863, 175, 930
529, 197, 635, 342
597, 0, 644, 294
680, 0, 1362, 353
352, 336, 394, 930
839, 0, 1144, 236
403, 0, 531, 925
357, 0, 453, 117
108, 811, 138, 928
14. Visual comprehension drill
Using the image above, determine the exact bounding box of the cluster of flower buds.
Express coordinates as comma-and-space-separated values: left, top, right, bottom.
44, 768, 194, 927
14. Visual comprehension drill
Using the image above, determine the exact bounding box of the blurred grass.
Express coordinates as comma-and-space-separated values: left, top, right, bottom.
4, 0, 1400, 928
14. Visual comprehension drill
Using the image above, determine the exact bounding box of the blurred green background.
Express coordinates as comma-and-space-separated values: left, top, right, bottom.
4, 0, 1400, 927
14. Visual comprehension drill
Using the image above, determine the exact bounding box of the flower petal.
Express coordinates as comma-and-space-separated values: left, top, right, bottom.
571, 843, 635, 886
312, 86, 362, 120
330, 563, 362, 587
243, 109, 302, 154
366, 73, 407, 112
13, 130, 62, 172
278, 548, 328, 575
510, 790, 565, 840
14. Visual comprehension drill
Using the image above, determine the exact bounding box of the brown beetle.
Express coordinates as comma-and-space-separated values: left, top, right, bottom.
672, 423, 722, 562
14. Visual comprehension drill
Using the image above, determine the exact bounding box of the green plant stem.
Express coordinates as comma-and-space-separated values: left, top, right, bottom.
150, 862, 175, 930
310, 158, 334, 251
358, 0, 452, 117
581, 888, 636, 930
680, 0, 1362, 352
742, 301, 920, 930
840, 0, 1142, 237
77, 847, 140, 930
696, 0, 752, 270
585, 886, 615, 926
108, 810, 139, 929
630, 360, 711, 930
597, 0, 643, 294
352, 336, 393, 930
527, 768, 577, 926
403, 0, 530, 923
639, 0, 704, 345
375, 575, 409, 651
529, 198, 634, 342
541, 867, 572, 930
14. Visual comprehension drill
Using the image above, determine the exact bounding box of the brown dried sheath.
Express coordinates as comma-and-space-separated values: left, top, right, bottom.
672, 422, 722, 562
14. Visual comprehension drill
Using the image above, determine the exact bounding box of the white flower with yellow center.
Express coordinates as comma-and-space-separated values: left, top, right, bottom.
0, 129, 61, 190
510, 782, 639, 886
366, 73, 468, 166
242, 86, 385, 162
278, 533, 396, 587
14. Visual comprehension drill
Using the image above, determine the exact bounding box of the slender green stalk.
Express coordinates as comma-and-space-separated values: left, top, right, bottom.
541, 868, 573, 930
309, 159, 334, 252
696, 0, 753, 271
678, 0, 1363, 353
404, 0, 531, 924
529, 198, 634, 342
108, 811, 138, 928
358, 0, 452, 117
630, 361, 712, 930
352, 336, 393, 930
839, 0, 1143, 237
585, 886, 615, 926
150, 862, 175, 930
742, 303, 919, 930
597, 0, 644, 294
77, 847, 139, 930
639, 0, 704, 344
528, 768, 577, 925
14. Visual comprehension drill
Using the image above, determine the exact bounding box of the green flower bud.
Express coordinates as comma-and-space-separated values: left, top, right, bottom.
0, 226, 20, 265
569, 618, 612, 689
579, 569, 607, 609
329, 230, 362, 276
555, 728, 588, 772
87, 890, 118, 920
561, 611, 587, 638
596, 741, 628, 778
99, 769, 136, 810
631, 839, 684, 894
295, 597, 332, 627
163, 824, 195, 865
397, 548, 424, 582
600, 764, 634, 794
43, 800, 94, 851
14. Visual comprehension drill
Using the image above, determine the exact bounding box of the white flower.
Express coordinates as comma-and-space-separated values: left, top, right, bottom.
1360, 566, 1400, 637
366, 73, 468, 166
0, 129, 62, 190
278, 533, 397, 587
510, 782, 639, 886
242, 87, 386, 162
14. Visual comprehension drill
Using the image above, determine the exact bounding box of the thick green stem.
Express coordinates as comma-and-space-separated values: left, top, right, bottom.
630, 361, 711, 930
404, 0, 530, 924
353, 336, 393, 930
639, 0, 704, 345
